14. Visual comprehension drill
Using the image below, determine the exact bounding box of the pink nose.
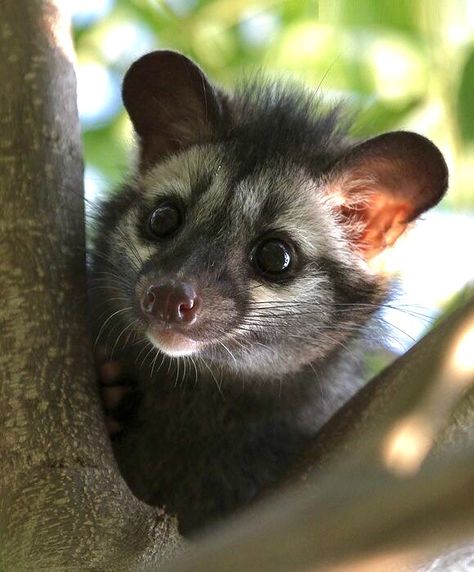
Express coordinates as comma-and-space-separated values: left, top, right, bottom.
141, 282, 201, 325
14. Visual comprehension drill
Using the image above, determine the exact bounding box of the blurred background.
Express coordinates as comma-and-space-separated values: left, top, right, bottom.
72, 0, 474, 368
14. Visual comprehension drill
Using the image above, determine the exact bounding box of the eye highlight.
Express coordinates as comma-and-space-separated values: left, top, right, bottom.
148, 201, 183, 239
252, 238, 294, 279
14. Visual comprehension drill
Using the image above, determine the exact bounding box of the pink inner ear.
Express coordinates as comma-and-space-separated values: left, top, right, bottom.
341, 193, 411, 259
326, 131, 448, 259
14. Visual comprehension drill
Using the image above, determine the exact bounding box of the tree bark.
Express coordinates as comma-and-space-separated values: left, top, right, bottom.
0, 2, 181, 569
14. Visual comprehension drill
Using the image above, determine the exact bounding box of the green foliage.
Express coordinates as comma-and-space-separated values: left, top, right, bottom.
74, 0, 474, 209
458, 49, 474, 145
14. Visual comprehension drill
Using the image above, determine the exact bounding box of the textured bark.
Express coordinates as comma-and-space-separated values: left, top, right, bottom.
0, 2, 181, 569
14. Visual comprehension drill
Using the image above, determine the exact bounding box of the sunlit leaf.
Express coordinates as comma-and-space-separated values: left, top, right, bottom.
82, 114, 132, 186
457, 49, 474, 144
352, 98, 423, 137
321, 0, 422, 35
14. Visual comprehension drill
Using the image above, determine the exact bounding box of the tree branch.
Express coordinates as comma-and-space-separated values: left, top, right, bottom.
289, 296, 474, 478
163, 298, 474, 572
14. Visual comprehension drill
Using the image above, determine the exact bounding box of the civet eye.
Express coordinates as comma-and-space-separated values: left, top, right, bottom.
148, 202, 182, 238
253, 238, 294, 278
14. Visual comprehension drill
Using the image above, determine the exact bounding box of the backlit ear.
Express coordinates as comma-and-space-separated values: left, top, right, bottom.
122, 50, 224, 169
325, 131, 448, 258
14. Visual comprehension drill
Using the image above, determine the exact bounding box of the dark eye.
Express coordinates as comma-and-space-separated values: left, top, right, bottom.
253, 238, 294, 278
148, 202, 182, 238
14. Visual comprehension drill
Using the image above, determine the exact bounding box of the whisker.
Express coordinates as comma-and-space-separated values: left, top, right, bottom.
139, 343, 156, 370
150, 347, 161, 379
94, 307, 133, 350
199, 357, 224, 398
218, 340, 238, 369
110, 319, 139, 358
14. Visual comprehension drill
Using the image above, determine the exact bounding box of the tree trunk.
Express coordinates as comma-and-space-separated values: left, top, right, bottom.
0, 2, 181, 569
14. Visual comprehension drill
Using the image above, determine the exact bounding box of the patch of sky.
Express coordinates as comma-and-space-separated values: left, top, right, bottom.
382, 210, 474, 353
84, 166, 109, 205
71, 0, 115, 26
239, 9, 280, 47
77, 63, 121, 127
100, 21, 156, 66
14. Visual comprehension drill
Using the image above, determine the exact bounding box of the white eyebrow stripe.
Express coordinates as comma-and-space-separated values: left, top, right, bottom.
247, 169, 337, 257
249, 281, 297, 305
132, 148, 352, 274
139, 145, 224, 206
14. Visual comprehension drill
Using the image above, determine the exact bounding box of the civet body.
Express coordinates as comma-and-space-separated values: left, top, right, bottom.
91, 51, 448, 534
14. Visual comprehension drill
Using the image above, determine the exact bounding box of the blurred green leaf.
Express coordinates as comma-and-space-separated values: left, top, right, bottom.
324, 0, 421, 35
82, 115, 130, 185
352, 97, 423, 137
74, 0, 474, 211
457, 49, 474, 145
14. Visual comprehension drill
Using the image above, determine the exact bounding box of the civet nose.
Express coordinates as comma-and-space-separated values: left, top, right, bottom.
141, 282, 200, 325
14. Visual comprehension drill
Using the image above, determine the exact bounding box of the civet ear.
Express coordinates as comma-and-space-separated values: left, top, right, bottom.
122, 50, 224, 169
325, 131, 448, 258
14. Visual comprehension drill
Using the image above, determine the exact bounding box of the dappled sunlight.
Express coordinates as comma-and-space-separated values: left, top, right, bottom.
328, 549, 418, 572
76, 60, 119, 125
100, 21, 155, 63
239, 8, 280, 47
449, 318, 474, 378
383, 309, 474, 476
367, 36, 426, 102
383, 414, 436, 476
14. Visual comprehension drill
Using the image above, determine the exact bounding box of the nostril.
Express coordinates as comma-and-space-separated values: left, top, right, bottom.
177, 298, 196, 321
141, 288, 157, 314
141, 282, 201, 325
179, 298, 194, 312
